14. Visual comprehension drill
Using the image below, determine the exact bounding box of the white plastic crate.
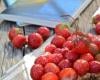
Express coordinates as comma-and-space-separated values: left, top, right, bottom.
0, 35, 54, 80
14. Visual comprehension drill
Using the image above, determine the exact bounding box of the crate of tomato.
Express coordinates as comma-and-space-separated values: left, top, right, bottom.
1, 14, 100, 80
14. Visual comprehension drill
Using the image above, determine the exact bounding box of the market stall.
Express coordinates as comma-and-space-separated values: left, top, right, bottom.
0, 0, 100, 80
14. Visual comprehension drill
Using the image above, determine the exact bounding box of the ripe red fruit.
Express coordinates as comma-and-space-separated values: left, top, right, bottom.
55, 24, 71, 39
41, 72, 59, 80
59, 68, 78, 80
89, 61, 100, 73
89, 43, 99, 55
95, 23, 100, 34
54, 48, 62, 54
51, 35, 66, 48
92, 37, 100, 50
54, 48, 69, 56
58, 59, 72, 69
44, 63, 60, 74
92, 14, 100, 24
37, 27, 50, 40
41, 52, 52, 58
28, 33, 43, 49
65, 51, 79, 62
12, 34, 26, 48
73, 40, 89, 54
67, 34, 79, 41
45, 44, 56, 53
48, 53, 63, 64
87, 33, 96, 41
63, 40, 74, 50
8, 27, 23, 41
95, 54, 100, 61
30, 64, 44, 80
81, 53, 94, 62
74, 59, 89, 76
35, 55, 49, 66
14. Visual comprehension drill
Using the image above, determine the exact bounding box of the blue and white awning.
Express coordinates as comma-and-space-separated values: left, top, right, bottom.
0, 0, 92, 28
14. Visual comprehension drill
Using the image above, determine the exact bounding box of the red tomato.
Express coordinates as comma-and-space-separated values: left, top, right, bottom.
92, 14, 100, 24
41, 52, 52, 58
58, 59, 72, 69
67, 34, 79, 41
53, 48, 69, 57
51, 35, 66, 48
30, 64, 44, 80
35, 55, 49, 66
87, 33, 96, 41
59, 68, 78, 80
92, 36, 100, 50
80, 53, 94, 62
44, 63, 60, 74
65, 51, 79, 62
28, 33, 43, 49
12, 34, 26, 48
45, 44, 56, 53
63, 40, 74, 50
89, 60, 100, 73
95, 23, 100, 34
55, 24, 71, 39
8, 27, 23, 41
74, 59, 89, 76
37, 27, 50, 40
89, 43, 99, 55
48, 53, 63, 64
95, 54, 100, 61
42, 72, 59, 80
72, 40, 90, 54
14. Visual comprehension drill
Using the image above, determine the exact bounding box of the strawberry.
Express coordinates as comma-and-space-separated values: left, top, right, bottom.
35, 55, 49, 66
30, 64, 44, 80
59, 68, 78, 80
95, 23, 100, 34
41, 72, 59, 80
37, 27, 50, 40
63, 40, 74, 50
45, 44, 56, 53
58, 59, 72, 69
8, 27, 23, 41
74, 59, 89, 76
48, 53, 63, 64
65, 51, 79, 62
51, 35, 66, 48
55, 24, 71, 39
28, 33, 43, 49
12, 34, 26, 48
89, 60, 100, 73
44, 63, 60, 74
92, 14, 100, 24
80, 53, 94, 62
